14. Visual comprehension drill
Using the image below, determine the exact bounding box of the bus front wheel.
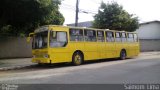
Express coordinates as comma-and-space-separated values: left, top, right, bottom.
72, 52, 83, 66
120, 50, 126, 60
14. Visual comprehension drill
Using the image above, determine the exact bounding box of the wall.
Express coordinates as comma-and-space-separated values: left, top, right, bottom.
0, 37, 32, 59
140, 39, 160, 51
136, 22, 160, 39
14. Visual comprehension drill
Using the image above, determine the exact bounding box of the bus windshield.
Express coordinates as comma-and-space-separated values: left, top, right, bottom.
32, 31, 48, 49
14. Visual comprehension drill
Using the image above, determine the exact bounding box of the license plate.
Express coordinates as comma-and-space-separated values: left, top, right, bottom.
36, 60, 40, 63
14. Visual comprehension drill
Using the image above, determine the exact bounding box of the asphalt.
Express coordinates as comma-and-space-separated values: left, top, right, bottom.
0, 52, 160, 90
0, 51, 160, 71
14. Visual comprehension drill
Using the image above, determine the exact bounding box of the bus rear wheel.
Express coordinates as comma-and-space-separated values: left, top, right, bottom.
72, 52, 83, 66
120, 50, 126, 60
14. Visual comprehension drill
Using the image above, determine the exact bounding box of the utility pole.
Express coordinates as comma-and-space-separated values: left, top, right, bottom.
75, 0, 79, 27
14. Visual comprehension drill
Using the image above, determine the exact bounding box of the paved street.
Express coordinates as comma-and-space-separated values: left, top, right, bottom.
0, 53, 160, 85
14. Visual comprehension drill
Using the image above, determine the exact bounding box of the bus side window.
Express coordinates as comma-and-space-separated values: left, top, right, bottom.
97, 31, 105, 42
69, 29, 83, 41
115, 32, 121, 42
50, 31, 68, 47
128, 33, 134, 42
121, 32, 127, 42
84, 30, 96, 42
106, 31, 114, 42
134, 33, 138, 42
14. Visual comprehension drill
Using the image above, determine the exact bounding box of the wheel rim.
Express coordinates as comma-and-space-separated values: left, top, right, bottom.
121, 51, 126, 59
74, 54, 81, 65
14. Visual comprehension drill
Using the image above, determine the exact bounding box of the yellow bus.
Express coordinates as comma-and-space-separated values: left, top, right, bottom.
27, 25, 139, 65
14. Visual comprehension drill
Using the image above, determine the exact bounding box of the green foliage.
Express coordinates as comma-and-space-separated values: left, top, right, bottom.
93, 2, 139, 32
0, 0, 64, 36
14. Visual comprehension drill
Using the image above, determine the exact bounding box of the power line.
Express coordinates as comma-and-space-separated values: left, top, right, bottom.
79, 10, 97, 14
61, 1, 98, 14
62, 3, 75, 8
61, 4, 97, 14
89, 0, 101, 5
60, 6, 75, 11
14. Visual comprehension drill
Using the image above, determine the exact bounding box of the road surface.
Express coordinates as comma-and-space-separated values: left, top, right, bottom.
0, 54, 160, 85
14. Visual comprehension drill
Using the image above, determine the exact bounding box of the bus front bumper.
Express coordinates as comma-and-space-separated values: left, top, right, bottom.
32, 58, 51, 64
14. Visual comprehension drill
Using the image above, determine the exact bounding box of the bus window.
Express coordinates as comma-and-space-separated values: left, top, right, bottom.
106, 31, 114, 42
50, 31, 68, 47
121, 32, 127, 42
128, 33, 134, 42
97, 31, 105, 42
84, 30, 96, 42
134, 33, 138, 42
115, 32, 121, 42
69, 29, 83, 41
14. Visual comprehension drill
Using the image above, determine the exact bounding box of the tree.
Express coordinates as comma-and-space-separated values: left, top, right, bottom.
0, 0, 64, 36
93, 2, 139, 32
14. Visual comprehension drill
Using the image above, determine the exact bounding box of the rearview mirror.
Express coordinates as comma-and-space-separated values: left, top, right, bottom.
27, 33, 34, 43
27, 37, 31, 43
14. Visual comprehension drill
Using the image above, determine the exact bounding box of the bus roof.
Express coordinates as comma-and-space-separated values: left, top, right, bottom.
36, 25, 137, 34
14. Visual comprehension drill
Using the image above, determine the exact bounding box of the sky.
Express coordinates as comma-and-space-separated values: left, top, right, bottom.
59, 0, 160, 25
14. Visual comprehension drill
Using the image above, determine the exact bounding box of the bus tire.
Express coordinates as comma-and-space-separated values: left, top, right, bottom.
72, 52, 83, 66
120, 50, 126, 60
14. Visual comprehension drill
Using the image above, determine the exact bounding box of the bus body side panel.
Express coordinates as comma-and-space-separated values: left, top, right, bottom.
135, 42, 140, 55
130, 42, 136, 57
115, 42, 129, 58
84, 42, 99, 60
133, 42, 140, 56
70, 42, 85, 59
123, 42, 129, 57
49, 47, 72, 63
97, 42, 106, 59
106, 42, 116, 58
115, 42, 123, 57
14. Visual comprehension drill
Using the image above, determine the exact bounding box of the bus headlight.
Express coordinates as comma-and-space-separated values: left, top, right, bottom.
43, 54, 49, 58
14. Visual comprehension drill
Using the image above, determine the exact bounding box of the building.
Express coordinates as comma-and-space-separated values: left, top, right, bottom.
136, 20, 160, 51
68, 20, 160, 51
67, 21, 92, 27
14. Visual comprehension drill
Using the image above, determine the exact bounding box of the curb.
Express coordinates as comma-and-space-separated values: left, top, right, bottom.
0, 64, 36, 71
140, 52, 160, 56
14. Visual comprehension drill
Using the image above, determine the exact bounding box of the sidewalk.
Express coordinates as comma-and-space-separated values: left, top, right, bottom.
140, 51, 160, 56
0, 58, 35, 71
0, 51, 160, 71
